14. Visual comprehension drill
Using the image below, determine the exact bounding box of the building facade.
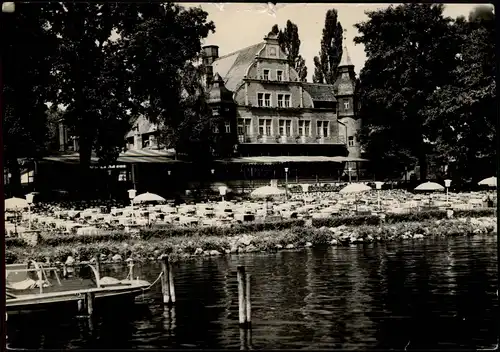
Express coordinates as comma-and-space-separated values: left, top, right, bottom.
202, 32, 363, 180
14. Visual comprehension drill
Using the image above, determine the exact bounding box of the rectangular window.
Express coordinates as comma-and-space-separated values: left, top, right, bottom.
225, 122, 231, 133
284, 95, 291, 108
277, 70, 283, 81
259, 119, 272, 136
262, 69, 270, 80
344, 100, 350, 110
316, 121, 329, 137
212, 124, 219, 133
299, 120, 311, 136
257, 93, 271, 107
237, 118, 252, 135
279, 120, 292, 136
264, 93, 271, 107
277, 94, 291, 108
348, 136, 355, 146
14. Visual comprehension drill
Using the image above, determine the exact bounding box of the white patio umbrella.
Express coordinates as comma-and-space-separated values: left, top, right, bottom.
414, 182, 444, 208
250, 186, 286, 198
251, 186, 286, 216
414, 182, 445, 192
5, 197, 29, 211
339, 183, 372, 194
133, 192, 166, 204
478, 176, 497, 188
339, 183, 372, 212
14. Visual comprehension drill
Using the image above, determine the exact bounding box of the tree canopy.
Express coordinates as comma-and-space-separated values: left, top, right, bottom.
312, 9, 343, 84
355, 4, 495, 183
354, 4, 461, 181
2, 4, 59, 193
271, 21, 308, 82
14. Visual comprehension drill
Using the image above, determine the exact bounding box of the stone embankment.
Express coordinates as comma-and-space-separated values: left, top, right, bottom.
5, 216, 496, 265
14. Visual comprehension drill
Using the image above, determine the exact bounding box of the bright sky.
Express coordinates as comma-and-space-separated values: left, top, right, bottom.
183, 3, 486, 81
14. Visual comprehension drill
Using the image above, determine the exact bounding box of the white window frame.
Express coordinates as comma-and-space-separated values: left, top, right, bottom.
348, 136, 355, 146
257, 93, 264, 107
316, 121, 330, 137
277, 93, 291, 108
278, 119, 292, 137
259, 118, 272, 136
298, 120, 311, 137
344, 100, 350, 110
237, 118, 252, 135
257, 92, 272, 107
224, 121, 231, 133
277, 70, 283, 81
262, 69, 270, 81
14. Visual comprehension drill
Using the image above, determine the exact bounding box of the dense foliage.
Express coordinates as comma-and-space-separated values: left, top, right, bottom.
2, 3, 216, 194
355, 4, 496, 182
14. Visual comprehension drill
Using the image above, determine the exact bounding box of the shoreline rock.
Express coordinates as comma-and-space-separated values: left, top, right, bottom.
6, 217, 497, 266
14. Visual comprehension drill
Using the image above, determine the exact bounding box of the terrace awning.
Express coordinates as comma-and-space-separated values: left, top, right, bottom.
116, 149, 181, 164
216, 156, 369, 165
42, 153, 99, 165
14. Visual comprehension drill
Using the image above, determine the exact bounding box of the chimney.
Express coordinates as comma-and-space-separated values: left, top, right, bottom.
202, 45, 219, 66
202, 45, 219, 87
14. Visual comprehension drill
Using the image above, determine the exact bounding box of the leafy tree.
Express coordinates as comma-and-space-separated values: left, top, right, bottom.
271, 21, 308, 81
46, 3, 135, 193
114, 3, 216, 162
354, 4, 460, 181
424, 5, 496, 183
312, 9, 343, 84
2, 4, 58, 195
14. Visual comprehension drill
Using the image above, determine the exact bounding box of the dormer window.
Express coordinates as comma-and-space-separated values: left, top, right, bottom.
269, 47, 277, 57
277, 70, 283, 81
262, 69, 270, 80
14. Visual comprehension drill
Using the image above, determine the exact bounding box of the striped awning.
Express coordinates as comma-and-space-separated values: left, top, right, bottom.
216, 156, 369, 164
42, 153, 99, 164
116, 149, 180, 164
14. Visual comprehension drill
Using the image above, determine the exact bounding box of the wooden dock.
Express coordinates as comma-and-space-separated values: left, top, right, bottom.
5, 261, 152, 314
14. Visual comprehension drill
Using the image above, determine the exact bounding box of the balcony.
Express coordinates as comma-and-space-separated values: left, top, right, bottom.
238, 135, 252, 143
317, 136, 326, 144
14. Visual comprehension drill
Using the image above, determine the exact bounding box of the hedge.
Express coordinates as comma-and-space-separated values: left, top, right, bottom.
312, 208, 495, 228
30, 219, 305, 246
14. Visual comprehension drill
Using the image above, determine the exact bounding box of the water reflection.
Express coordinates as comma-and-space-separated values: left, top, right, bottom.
6, 236, 498, 350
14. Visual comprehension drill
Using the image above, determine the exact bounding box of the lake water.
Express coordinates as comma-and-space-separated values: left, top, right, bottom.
6, 235, 499, 350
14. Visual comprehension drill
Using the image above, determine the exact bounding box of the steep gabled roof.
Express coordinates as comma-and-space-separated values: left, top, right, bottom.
212, 42, 265, 92
302, 83, 337, 102
125, 115, 157, 138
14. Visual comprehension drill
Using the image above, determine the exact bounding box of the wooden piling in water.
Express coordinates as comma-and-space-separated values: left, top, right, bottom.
245, 273, 251, 326
168, 259, 176, 304
161, 257, 171, 304
86, 292, 95, 316
237, 266, 247, 326
95, 255, 101, 287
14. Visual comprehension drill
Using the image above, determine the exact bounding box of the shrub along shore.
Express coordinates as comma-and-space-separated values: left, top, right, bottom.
5, 209, 497, 265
